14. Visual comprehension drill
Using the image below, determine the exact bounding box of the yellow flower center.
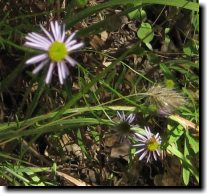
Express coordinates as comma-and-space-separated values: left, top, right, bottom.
146, 137, 159, 151
48, 41, 67, 62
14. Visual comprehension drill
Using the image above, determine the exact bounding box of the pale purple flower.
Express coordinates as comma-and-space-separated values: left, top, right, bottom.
25, 21, 84, 84
117, 111, 135, 124
133, 127, 162, 162
115, 111, 136, 143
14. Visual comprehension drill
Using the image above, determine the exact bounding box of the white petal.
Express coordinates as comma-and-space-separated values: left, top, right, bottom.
50, 21, 57, 40
117, 111, 123, 121
40, 24, 54, 42
45, 62, 55, 84
155, 133, 159, 139
67, 42, 84, 52
153, 151, 157, 161
57, 62, 64, 84
135, 139, 146, 143
122, 111, 126, 121
135, 148, 145, 155
60, 61, 66, 79
157, 139, 161, 144
126, 114, 135, 124
26, 53, 48, 64
156, 149, 161, 156
65, 56, 78, 67
29, 32, 52, 45
139, 150, 148, 160
134, 133, 147, 141
26, 34, 50, 47
66, 40, 77, 48
144, 127, 150, 137
32, 59, 49, 74
130, 115, 136, 123
147, 127, 152, 137
55, 21, 61, 41
146, 152, 151, 163
25, 42, 48, 51
65, 32, 77, 45
133, 143, 145, 147
62, 63, 69, 76
61, 24, 66, 42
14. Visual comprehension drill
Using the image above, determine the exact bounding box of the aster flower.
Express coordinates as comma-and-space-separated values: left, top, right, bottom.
25, 21, 84, 84
114, 111, 136, 143
117, 111, 135, 124
133, 126, 162, 162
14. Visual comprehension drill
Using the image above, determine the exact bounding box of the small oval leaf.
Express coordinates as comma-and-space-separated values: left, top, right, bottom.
137, 22, 154, 43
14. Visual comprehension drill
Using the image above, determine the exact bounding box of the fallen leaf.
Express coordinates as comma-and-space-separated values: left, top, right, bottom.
110, 142, 130, 161
100, 31, 108, 42
57, 171, 91, 186
125, 69, 135, 82
90, 35, 104, 49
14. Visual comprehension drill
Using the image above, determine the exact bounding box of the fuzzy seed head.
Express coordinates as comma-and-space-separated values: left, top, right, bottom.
147, 85, 186, 115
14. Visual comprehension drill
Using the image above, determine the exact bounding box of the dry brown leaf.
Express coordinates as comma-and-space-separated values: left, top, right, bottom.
100, 31, 108, 42
57, 171, 91, 186
103, 61, 112, 67
110, 142, 130, 161
125, 69, 135, 82
90, 35, 104, 49
102, 57, 112, 67
104, 135, 118, 147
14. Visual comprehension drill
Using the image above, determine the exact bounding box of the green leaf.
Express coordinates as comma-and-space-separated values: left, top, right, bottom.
73, 0, 88, 7
26, 171, 45, 186
128, 8, 147, 21
128, 9, 141, 20
2, 166, 30, 184
186, 131, 199, 154
167, 124, 184, 144
0, 117, 114, 140
183, 167, 190, 186
137, 22, 154, 43
91, 129, 100, 143
145, 42, 153, 51
183, 40, 199, 57
192, 13, 199, 32
183, 47, 192, 56
167, 144, 199, 184
183, 137, 190, 185
77, 129, 91, 159
165, 27, 170, 34
165, 36, 171, 44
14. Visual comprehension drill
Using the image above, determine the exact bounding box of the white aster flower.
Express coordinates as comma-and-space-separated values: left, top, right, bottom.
133, 126, 162, 163
117, 111, 135, 124
114, 111, 136, 142
25, 21, 84, 84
